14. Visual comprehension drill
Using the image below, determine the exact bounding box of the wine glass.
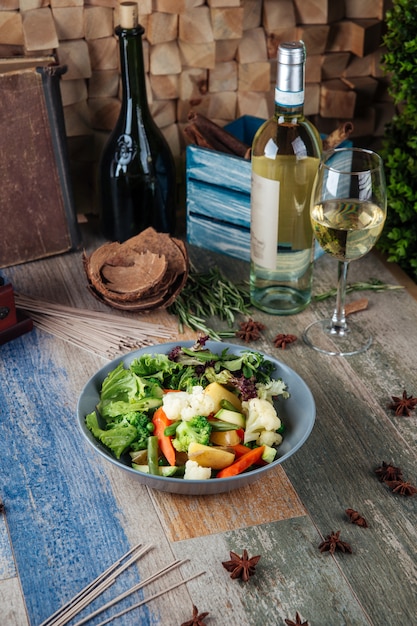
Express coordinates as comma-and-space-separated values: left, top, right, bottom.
302, 147, 387, 356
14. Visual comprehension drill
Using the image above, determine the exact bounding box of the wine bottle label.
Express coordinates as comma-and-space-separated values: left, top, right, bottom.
250, 171, 280, 270
115, 134, 137, 173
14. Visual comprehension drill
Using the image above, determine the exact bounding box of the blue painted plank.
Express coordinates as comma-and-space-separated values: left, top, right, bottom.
187, 179, 251, 228
0, 331, 151, 626
186, 144, 252, 194
187, 214, 251, 262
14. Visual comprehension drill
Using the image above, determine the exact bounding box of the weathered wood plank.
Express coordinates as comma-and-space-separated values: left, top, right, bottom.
150, 467, 306, 542
171, 517, 372, 625
0, 578, 29, 626
0, 515, 15, 580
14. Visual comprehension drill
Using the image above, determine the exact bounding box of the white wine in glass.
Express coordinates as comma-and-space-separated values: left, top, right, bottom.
302, 148, 387, 356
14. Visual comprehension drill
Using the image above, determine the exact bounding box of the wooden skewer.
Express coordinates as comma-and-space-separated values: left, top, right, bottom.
71, 559, 189, 626
48, 545, 154, 626
41, 542, 204, 626
39, 543, 150, 626
91, 570, 206, 626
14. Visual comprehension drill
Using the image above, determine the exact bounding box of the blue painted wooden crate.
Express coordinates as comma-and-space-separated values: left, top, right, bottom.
186, 116, 263, 262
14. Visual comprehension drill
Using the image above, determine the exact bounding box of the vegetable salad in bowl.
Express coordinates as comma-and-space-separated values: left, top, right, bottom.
85, 337, 289, 481
78, 339, 315, 494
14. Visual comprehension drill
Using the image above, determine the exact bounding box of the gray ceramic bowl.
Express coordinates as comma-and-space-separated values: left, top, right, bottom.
77, 341, 315, 495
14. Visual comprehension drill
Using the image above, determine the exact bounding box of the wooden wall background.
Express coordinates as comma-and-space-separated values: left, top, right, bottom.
0, 0, 393, 215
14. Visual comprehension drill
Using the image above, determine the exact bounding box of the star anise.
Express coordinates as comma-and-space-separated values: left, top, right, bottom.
345, 508, 368, 528
273, 333, 297, 349
235, 319, 265, 343
180, 605, 209, 626
384, 480, 417, 497
318, 530, 352, 555
388, 390, 417, 416
375, 461, 403, 483
285, 611, 309, 625
222, 549, 261, 581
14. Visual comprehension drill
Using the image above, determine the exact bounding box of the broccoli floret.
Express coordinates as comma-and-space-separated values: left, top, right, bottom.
172, 415, 213, 453
86, 411, 137, 459
125, 412, 154, 451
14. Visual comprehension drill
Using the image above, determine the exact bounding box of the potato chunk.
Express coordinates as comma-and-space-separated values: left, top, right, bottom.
203, 382, 242, 413
188, 442, 235, 470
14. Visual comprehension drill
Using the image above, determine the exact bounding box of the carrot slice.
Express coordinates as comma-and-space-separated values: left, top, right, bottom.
231, 443, 253, 458
152, 406, 176, 466
216, 446, 265, 478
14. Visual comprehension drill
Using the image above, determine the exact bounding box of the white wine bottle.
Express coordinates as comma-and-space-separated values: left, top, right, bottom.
99, 2, 176, 242
250, 41, 322, 315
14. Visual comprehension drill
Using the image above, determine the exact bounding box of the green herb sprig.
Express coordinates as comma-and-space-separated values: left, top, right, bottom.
313, 279, 404, 302
168, 265, 251, 340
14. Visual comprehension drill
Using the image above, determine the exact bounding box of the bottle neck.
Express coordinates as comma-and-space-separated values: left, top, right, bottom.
274, 100, 305, 122
274, 57, 305, 120
116, 25, 149, 114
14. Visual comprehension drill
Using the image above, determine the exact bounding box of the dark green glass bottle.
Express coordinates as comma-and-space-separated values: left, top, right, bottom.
99, 2, 176, 242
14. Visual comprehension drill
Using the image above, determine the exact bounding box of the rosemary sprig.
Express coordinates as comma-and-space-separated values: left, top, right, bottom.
168, 265, 252, 340
313, 279, 404, 302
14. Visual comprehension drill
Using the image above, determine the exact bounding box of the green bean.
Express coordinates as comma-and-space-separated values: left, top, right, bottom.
164, 421, 180, 436
147, 436, 160, 475
210, 420, 239, 431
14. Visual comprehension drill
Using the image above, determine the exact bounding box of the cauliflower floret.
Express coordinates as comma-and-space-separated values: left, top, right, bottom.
162, 391, 189, 421
258, 430, 283, 447
256, 379, 289, 403
242, 397, 281, 445
184, 459, 211, 480
162, 386, 215, 422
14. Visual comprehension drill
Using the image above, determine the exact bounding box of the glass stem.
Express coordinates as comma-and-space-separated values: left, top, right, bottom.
330, 261, 349, 334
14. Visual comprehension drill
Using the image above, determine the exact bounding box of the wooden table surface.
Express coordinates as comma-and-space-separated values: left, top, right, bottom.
1, 223, 416, 626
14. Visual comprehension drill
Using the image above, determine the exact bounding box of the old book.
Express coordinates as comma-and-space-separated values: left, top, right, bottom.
0, 62, 80, 268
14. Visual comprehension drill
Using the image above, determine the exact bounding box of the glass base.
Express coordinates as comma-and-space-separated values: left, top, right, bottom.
302, 318, 372, 356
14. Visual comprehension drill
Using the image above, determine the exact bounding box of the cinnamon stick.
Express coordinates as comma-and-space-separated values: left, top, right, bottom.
322, 122, 354, 151
184, 111, 250, 158
345, 297, 368, 316
183, 124, 233, 154
184, 114, 353, 158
